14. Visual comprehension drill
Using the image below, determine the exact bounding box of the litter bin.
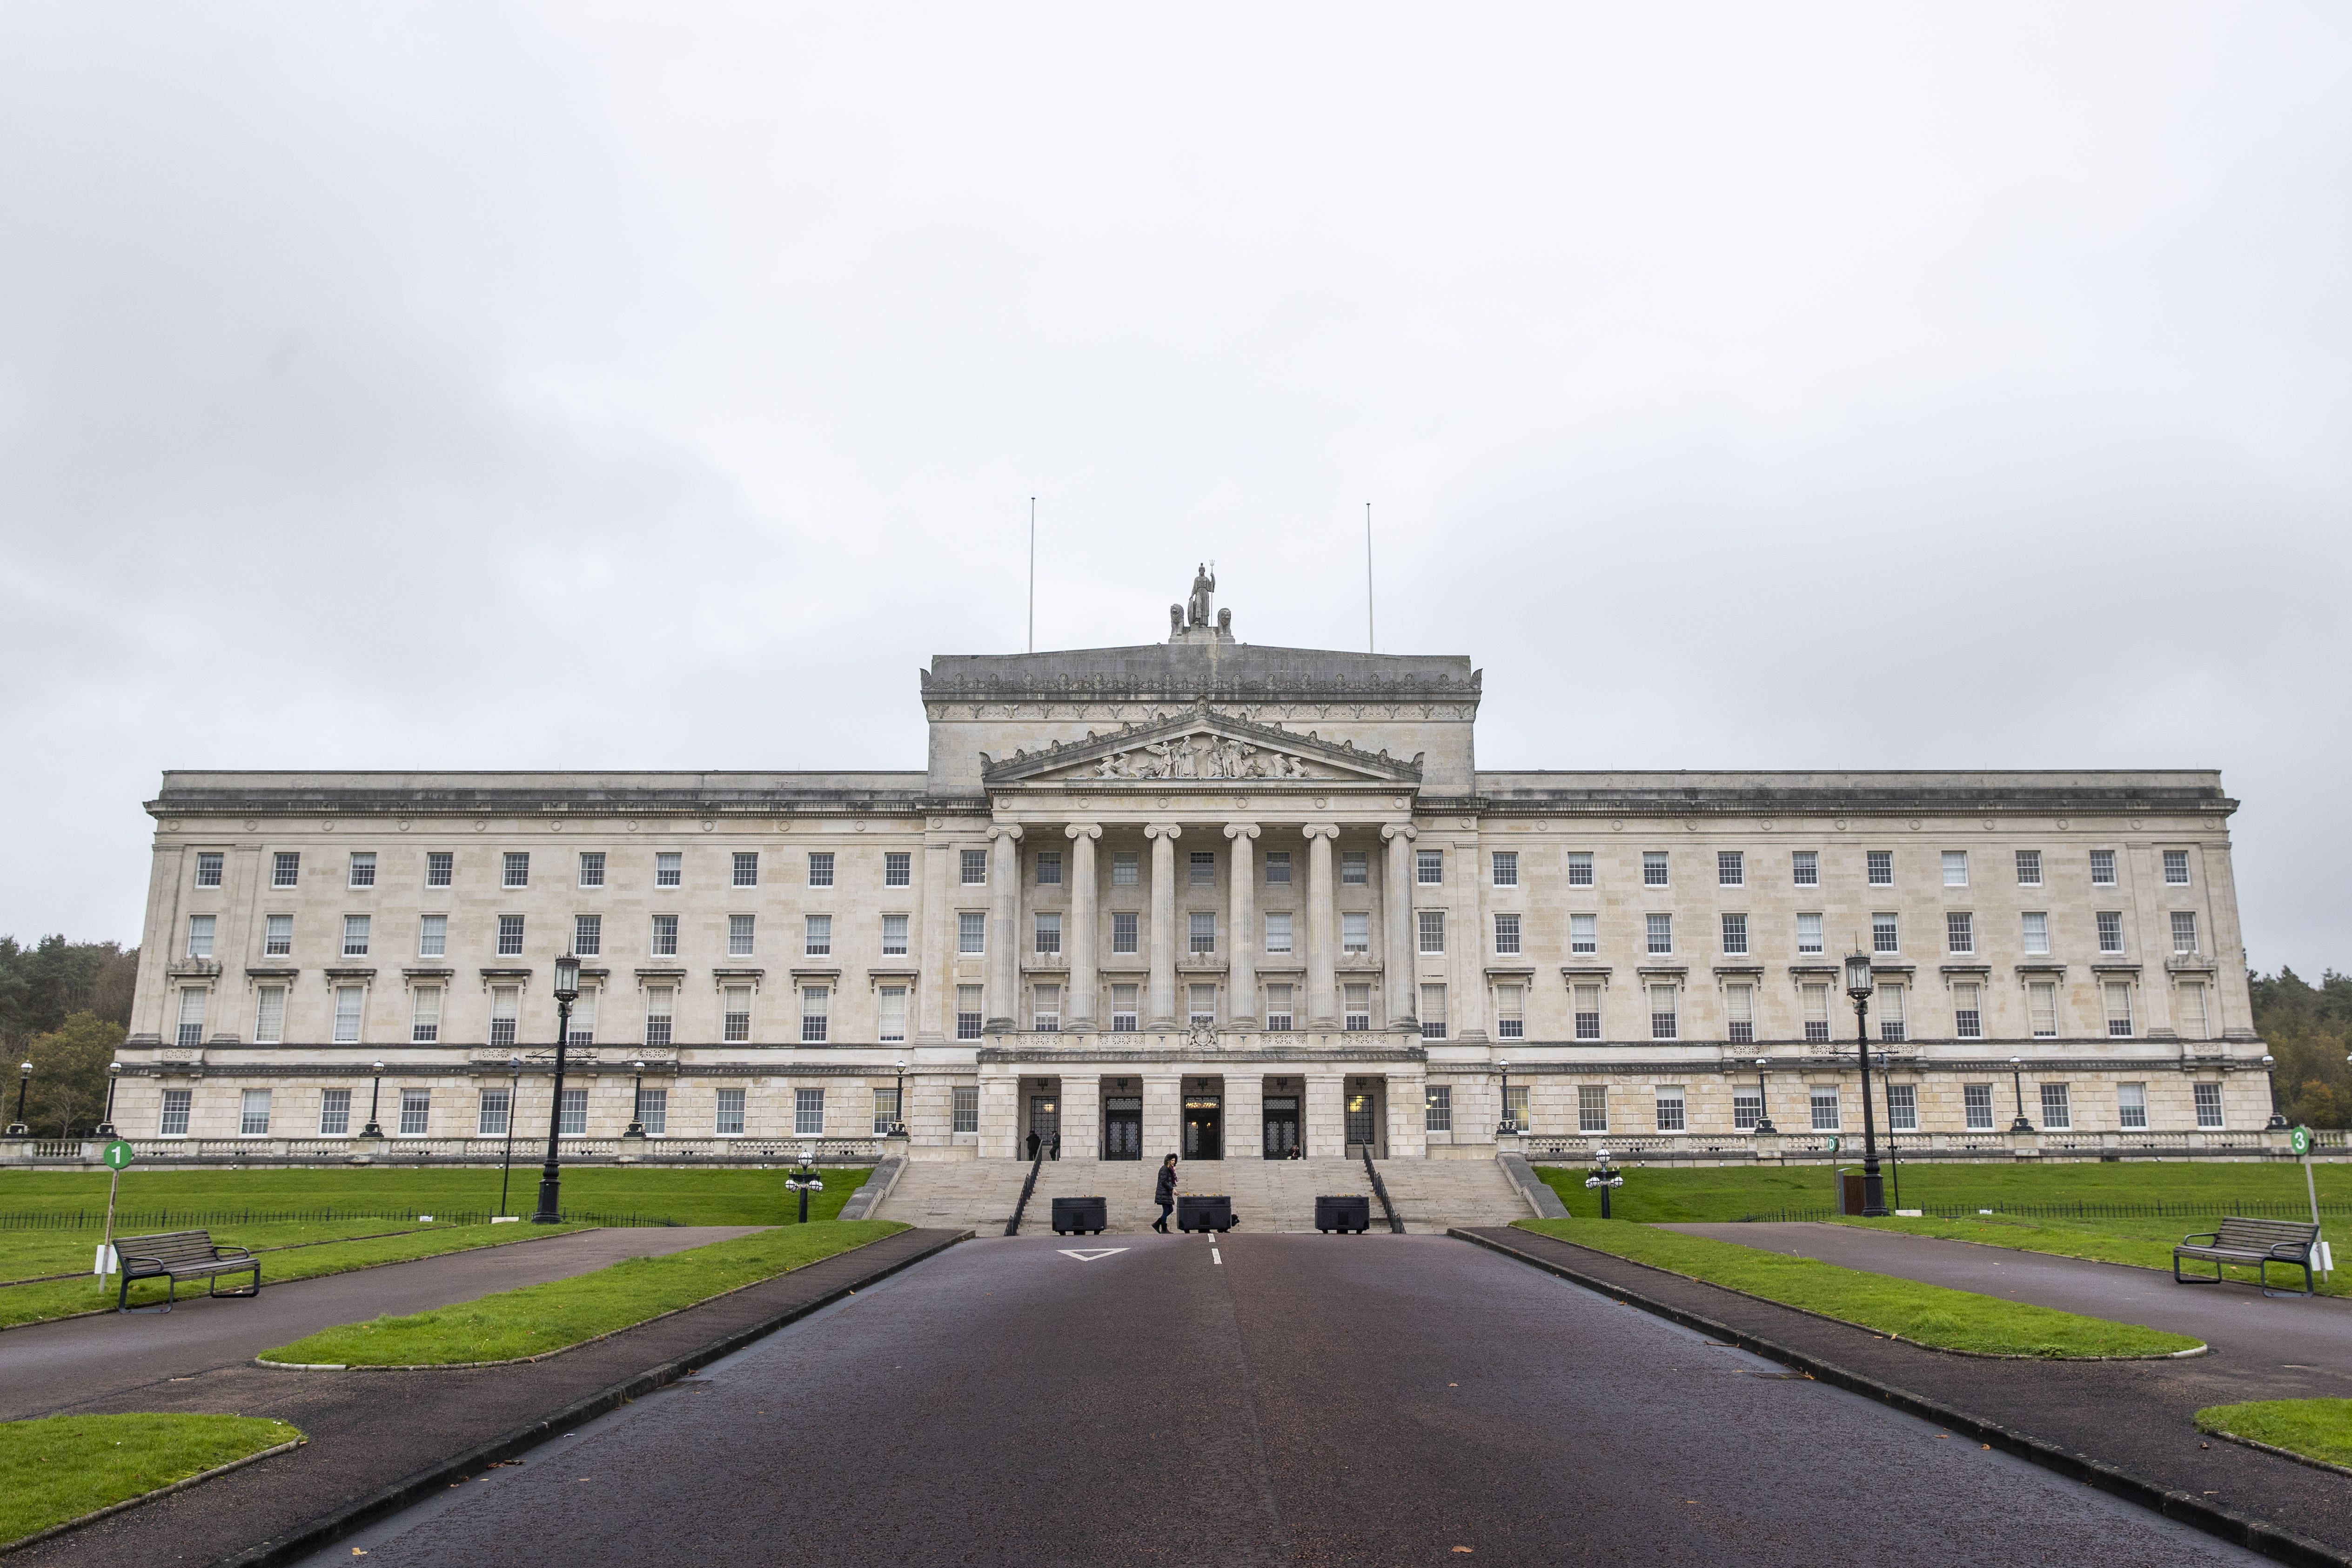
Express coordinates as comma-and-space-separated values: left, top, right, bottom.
1052, 1196, 1108, 1235
1315, 1194, 1371, 1234
1836, 1169, 1866, 1217
1176, 1193, 1235, 1233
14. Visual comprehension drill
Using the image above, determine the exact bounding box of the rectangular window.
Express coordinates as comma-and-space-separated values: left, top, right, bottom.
1733, 1088, 1762, 1131
656, 851, 682, 888
254, 985, 286, 1043
1642, 851, 1669, 886
1112, 911, 1139, 954
1417, 849, 1444, 885
1266, 911, 1293, 953
1265, 851, 1292, 885
724, 985, 752, 1044
1494, 912, 1521, 955
636, 1088, 668, 1136
1964, 1084, 1995, 1131
2029, 979, 2058, 1038
1341, 851, 1368, 885
559, 1086, 588, 1137
1870, 912, 1897, 954
2194, 1082, 2225, 1130
1570, 913, 1597, 955
568, 987, 596, 1048
426, 851, 452, 887
342, 914, 371, 957
801, 986, 830, 1043
1189, 911, 1216, 953
2021, 912, 2049, 954
490, 985, 519, 1048
1342, 910, 1371, 955
957, 985, 984, 1041
1878, 983, 1906, 1042
715, 1088, 746, 1136
417, 913, 446, 957
2179, 980, 2210, 1040
731, 913, 757, 957
2164, 849, 2191, 885
1954, 980, 1983, 1040
1803, 983, 1829, 1044
1649, 983, 1677, 1040
195, 851, 224, 887
476, 1088, 510, 1137
1943, 850, 1969, 887
2015, 849, 2041, 886
885, 851, 911, 887
1867, 850, 1893, 886
1034, 851, 1061, 887
1033, 983, 1061, 1032
410, 985, 442, 1043
1491, 851, 1517, 887
650, 914, 678, 956
1418, 910, 1445, 955
878, 985, 908, 1044
1417, 1084, 1451, 1135
1727, 982, 1754, 1045
2171, 911, 2198, 953
1792, 850, 1818, 886
1496, 983, 1524, 1039
1190, 851, 1217, 885
1112, 984, 1139, 1032
1718, 851, 1743, 887
1797, 912, 1823, 955
1887, 1084, 1918, 1132
398, 1089, 429, 1137
332, 985, 362, 1043
1720, 913, 1747, 955
273, 851, 301, 888
2104, 980, 2133, 1038
806, 851, 834, 887
1654, 1084, 1686, 1132
881, 913, 908, 955
1344, 982, 1371, 1032
1645, 912, 1672, 955
1504, 1084, 1529, 1132
349, 851, 377, 888
2090, 849, 2116, 885
1112, 851, 1138, 887
871, 1086, 900, 1137
2117, 1082, 2148, 1130
573, 914, 602, 957
2096, 911, 2124, 953
727, 851, 757, 888
1035, 912, 1062, 955
1578, 1084, 1608, 1133
579, 851, 605, 888
1189, 984, 1217, 1026
1809, 1087, 1840, 1132
1574, 983, 1601, 1040
160, 1088, 191, 1137
645, 986, 674, 1049
240, 1088, 271, 1137
952, 1085, 980, 1134
1420, 983, 1447, 1040
187, 915, 215, 959
496, 914, 524, 957
805, 914, 832, 957
2039, 1083, 2071, 1130
1265, 983, 1294, 1031
959, 911, 986, 954
1945, 912, 1973, 955
319, 1087, 350, 1136
503, 852, 529, 889
1567, 851, 1594, 887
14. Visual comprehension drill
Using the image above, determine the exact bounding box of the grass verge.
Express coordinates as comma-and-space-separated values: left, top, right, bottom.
0, 1414, 301, 1548
1513, 1218, 2202, 1358
1826, 1213, 2350, 1298
2194, 1399, 2352, 1471
262, 1220, 906, 1366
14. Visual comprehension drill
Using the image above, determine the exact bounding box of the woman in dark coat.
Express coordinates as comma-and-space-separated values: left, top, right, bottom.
1153, 1153, 1178, 1233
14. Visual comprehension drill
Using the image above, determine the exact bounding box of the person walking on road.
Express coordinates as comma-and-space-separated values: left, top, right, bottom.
1153, 1153, 1178, 1233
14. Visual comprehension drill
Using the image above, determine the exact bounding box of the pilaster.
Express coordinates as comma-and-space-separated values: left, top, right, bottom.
1225, 823, 1260, 1030
1145, 824, 1181, 1028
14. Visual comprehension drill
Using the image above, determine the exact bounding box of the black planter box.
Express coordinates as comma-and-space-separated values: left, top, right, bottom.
1315, 1194, 1371, 1233
1052, 1196, 1108, 1235
1176, 1193, 1235, 1233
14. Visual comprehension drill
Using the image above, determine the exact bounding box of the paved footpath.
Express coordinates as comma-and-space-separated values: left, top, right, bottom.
301, 1233, 2263, 1568
1666, 1222, 2352, 1391
0, 1225, 764, 1422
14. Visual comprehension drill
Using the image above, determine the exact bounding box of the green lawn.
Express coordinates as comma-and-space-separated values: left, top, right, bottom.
1830, 1212, 2349, 1297
1512, 1218, 2202, 1359
0, 1414, 301, 1548
263, 1221, 908, 1367
2195, 1399, 2352, 1470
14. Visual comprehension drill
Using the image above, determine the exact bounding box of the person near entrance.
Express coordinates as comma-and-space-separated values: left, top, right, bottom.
1025, 1130, 1041, 1161
1153, 1153, 1178, 1233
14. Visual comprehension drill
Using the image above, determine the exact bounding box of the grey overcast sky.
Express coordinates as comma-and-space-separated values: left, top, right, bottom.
2, 4, 2347, 974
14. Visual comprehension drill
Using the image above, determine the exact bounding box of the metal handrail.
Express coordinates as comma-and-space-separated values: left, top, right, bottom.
1362, 1146, 1403, 1233
1005, 1148, 1045, 1237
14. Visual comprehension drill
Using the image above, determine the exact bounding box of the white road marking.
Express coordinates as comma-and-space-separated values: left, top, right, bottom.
1211, 1248, 1222, 1265
1057, 1248, 1129, 1262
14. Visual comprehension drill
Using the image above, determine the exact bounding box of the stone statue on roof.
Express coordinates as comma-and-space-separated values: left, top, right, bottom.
1187, 563, 1216, 627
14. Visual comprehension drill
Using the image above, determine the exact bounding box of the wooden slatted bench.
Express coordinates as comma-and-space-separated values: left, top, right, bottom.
110, 1230, 261, 1313
2173, 1217, 2321, 1298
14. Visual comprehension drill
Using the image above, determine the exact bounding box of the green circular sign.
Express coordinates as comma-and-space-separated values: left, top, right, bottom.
2291, 1126, 2312, 1156
101, 1139, 135, 1171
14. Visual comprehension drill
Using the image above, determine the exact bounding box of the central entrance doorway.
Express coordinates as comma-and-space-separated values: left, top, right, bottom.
1262, 1096, 1300, 1159
1183, 1097, 1223, 1160
1104, 1096, 1143, 1159
1345, 1076, 1387, 1158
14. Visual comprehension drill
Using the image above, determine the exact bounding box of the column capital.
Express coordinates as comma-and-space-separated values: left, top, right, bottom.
1301, 822, 1342, 842
1380, 822, 1418, 843
1223, 822, 1260, 842
1064, 823, 1102, 841
987, 823, 1024, 843
1143, 823, 1183, 841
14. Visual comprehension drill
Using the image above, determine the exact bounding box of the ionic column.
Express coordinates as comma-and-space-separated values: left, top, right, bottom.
985, 824, 1023, 1033
1382, 824, 1418, 1034
1225, 823, 1260, 1030
1303, 823, 1340, 1028
1145, 824, 1182, 1028
1065, 824, 1101, 1032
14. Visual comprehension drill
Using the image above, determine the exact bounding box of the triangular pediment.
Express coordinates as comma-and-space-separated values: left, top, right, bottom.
980, 704, 1422, 786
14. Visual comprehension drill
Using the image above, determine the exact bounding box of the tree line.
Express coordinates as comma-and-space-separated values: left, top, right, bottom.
2254, 967, 2352, 1128
1, 936, 137, 1139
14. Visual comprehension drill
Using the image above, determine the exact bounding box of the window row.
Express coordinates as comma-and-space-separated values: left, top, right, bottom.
222, 849, 917, 893
154, 1082, 971, 1139
1467, 1077, 2229, 1135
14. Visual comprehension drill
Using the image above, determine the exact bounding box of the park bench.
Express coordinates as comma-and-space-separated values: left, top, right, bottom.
2172, 1217, 2321, 1298
110, 1230, 261, 1313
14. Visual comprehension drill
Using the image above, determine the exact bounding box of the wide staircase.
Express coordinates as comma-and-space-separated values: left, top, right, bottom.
876, 1154, 1535, 1235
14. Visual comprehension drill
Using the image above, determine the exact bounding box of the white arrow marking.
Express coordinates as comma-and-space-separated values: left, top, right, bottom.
1057, 1248, 1130, 1262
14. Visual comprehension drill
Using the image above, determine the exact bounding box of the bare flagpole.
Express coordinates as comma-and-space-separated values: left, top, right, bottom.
1365, 502, 1375, 654
1028, 497, 1036, 654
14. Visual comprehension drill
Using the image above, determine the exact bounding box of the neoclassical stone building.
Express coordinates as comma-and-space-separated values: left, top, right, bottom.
115, 576, 2272, 1164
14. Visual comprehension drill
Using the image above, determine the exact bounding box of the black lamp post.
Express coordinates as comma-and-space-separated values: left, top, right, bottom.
1496, 1059, 1515, 1136
624, 1059, 648, 1139
7, 1061, 30, 1136
1583, 1146, 1624, 1218
1752, 1054, 1777, 1134
362, 1059, 386, 1138
2008, 1055, 2034, 1132
891, 1059, 907, 1136
96, 1061, 122, 1138
2263, 1054, 2289, 1130
1844, 952, 1887, 1218
785, 1141, 824, 1224
498, 1053, 523, 1216
532, 953, 583, 1224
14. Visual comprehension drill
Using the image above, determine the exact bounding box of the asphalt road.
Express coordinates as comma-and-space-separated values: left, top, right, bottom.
312, 1233, 2264, 1568
0, 1225, 763, 1421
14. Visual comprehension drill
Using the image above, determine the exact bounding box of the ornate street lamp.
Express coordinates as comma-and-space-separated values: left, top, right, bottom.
2008, 1055, 2034, 1132
1751, 1055, 1777, 1135
624, 1059, 648, 1139
498, 1052, 523, 1216
785, 1141, 825, 1223
362, 1059, 387, 1138
1583, 1146, 1624, 1218
96, 1061, 122, 1138
2263, 1054, 2290, 1130
892, 1059, 908, 1136
1496, 1059, 1515, 1137
1843, 952, 1887, 1218
7, 1061, 30, 1136
532, 953, 583, 1224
